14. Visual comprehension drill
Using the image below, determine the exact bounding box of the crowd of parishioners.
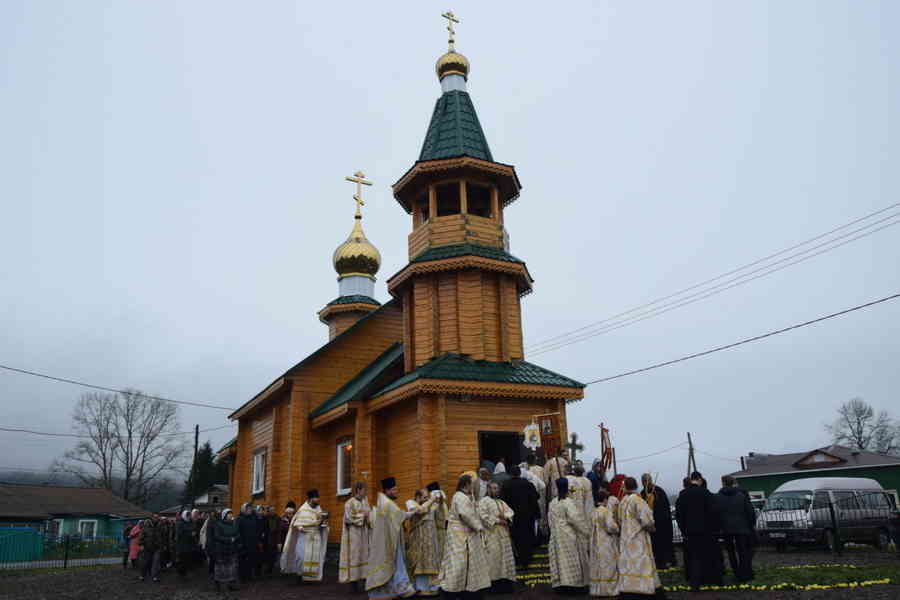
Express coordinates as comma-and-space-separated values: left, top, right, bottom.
119, 454, 756, 599
121, 504, 286, 592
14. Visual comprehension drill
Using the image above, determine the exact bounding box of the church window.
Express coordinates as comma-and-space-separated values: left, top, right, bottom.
436, 182, 461, 216
251, 450, 266, 495
418, 195, 430, 224
466, 182, 492, 218
336, 438, 353, 496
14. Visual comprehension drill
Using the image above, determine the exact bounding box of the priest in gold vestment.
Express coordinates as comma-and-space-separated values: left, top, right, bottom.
404, 488, 440, 596
477, 481, 516, 593
280, 489, 329, 582
589, 489, 620, 598
616, 477, 662, 598
548, 477, 590, 592
339, 481, 372, 589
366, 477, 416, 600
438, 474, 491, 597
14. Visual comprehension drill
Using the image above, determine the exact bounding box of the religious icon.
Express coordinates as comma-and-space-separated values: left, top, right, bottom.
523, 423, 541, 450
541, 418, 553, 435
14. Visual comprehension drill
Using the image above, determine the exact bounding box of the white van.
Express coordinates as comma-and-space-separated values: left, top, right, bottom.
755, 477, 895, 551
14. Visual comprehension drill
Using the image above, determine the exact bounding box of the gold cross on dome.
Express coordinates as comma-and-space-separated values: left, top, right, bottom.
441, 10, 459, 52
345, 170, 372, 217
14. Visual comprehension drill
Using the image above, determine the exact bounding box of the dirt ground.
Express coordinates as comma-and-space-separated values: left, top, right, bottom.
0, 547, 897, 600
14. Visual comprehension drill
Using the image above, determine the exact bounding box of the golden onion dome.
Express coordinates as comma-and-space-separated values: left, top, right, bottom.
436, 50, 469, 80
333, 216, 381, 279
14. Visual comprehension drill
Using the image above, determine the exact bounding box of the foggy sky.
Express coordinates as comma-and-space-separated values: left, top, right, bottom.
2, 1, 899, 494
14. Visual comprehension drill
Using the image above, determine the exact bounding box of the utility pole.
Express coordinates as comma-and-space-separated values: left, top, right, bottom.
189, 424, 199, 510
686, 432, 698, 477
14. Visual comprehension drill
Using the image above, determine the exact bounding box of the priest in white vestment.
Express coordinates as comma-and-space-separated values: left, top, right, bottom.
339, 481, 372, 590
477, 481, 516, 593
280, 489, 329, 582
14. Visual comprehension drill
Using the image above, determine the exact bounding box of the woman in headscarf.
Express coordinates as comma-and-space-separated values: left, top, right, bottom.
548, 477, 590, 594
213, 509, 242, 592
128, 521, 143, 569
176, 510, 195, 578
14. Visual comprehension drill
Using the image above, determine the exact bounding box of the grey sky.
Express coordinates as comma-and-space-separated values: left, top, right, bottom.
2, 2, 898, 494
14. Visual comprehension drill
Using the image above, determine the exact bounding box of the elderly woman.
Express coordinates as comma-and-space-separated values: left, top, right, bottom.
175, 510, 196, 578
213, 509, 242, 592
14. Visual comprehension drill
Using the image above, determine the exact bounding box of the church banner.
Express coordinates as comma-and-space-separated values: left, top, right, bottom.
539, 414, 562, 458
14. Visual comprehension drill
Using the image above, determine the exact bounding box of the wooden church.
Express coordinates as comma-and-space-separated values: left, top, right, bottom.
222, 16, 585, 541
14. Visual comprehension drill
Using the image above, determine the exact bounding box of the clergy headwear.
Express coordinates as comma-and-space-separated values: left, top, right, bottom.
556, 477, 569, 497
509, 465, 522, 477
426, 481, 440, 492
307, 489, 320, 499
381, 476, 397, 490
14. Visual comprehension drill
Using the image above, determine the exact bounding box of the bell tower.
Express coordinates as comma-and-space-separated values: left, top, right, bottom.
388, 13, 533, 371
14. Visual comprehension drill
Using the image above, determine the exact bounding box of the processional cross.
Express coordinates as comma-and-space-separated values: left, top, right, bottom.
565, 432, 584, 465
441, 10, 460, 51
344, 170, 372, 217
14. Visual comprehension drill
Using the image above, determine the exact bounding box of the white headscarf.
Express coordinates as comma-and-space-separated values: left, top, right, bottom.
221, 509, 233, 520
181, 510, 190, 521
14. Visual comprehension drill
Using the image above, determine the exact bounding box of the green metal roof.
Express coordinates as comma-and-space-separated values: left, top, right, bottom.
373, 353, 585, 397
412, 243, 524, 265
419, 91, 493, 162
309, 343, 404, 418
326, 295, 381, 307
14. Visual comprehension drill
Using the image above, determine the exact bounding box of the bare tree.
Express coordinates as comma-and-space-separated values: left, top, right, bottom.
56, 390, 189, 505
825, 397, 899, 455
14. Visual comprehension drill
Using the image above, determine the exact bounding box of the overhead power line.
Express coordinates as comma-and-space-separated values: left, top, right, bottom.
584, 291, 900, 386
0, 424, 235, 440
0, 364, 236, 411
526, 203, 900, 355
530, 216, 900, 357
617, 442, 688, 463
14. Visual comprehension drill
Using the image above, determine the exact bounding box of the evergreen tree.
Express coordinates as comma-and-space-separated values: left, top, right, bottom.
184, 441, 230, 503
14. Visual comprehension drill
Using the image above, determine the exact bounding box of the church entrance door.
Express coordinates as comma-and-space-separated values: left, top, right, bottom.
478, 431, 527, 472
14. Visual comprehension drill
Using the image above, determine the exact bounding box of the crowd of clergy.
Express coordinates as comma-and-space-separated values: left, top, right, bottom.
141, 453, 755, 598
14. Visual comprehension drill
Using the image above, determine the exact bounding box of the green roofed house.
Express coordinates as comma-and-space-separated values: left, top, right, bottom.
728, 444, 900, 503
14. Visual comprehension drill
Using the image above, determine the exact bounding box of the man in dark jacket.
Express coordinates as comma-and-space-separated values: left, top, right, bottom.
236, 503, 260, 582
717, 476, 756, 582
139, 516, 163, 582
501, 465, 541, 569
676, 471, 723, 591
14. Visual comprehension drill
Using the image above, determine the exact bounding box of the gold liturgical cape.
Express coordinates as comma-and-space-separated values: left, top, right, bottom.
477, 497, 516, 583
616, 493, 660, 595
280, 501, 328, 581
339, 496, 371, 583
438, 492, 490, 593
589, 504, 620, 597
405, 499, 441, 579
365, 492, 411, 592
548, 496, 589, 588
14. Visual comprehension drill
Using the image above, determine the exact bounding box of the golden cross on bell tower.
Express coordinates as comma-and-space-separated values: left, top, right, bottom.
345, 170, 372, 218
441, 10, 460, 52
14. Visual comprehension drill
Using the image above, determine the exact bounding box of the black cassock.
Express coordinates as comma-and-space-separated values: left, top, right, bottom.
642, 485, 675, 568
500, 476, 540, 569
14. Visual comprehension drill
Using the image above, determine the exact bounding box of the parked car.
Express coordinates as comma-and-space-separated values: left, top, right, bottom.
755, 477, 894, 552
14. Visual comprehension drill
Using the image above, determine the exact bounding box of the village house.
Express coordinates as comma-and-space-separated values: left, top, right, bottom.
0, 482, 149, 539
220, 28, 585, 541
728, 444, 900, 503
